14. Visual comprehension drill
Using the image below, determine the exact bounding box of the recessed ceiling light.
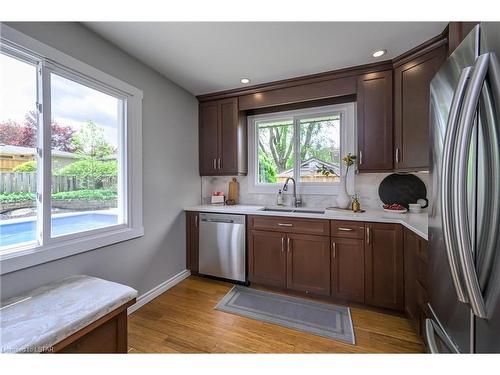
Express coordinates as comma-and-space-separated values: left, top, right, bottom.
372, 49, 387, 58
240, 78, 250, 84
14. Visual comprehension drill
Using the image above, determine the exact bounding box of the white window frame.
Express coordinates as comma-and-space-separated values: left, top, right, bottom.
0, 24, 143, 275
248, 102, 356, 195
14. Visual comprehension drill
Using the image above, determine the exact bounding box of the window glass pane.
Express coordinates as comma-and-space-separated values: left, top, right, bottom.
0, 53, 39, 251
299, 114, 341, 183
256, 119, 294, 184
50, 73, 123, 237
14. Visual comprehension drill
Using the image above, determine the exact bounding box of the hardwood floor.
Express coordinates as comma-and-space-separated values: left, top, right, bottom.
128, 276, 425, 353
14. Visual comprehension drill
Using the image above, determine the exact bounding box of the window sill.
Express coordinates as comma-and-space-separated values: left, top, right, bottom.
0, 225, 144, 275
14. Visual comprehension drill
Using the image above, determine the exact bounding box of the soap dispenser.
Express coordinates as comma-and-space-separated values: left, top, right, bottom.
277, 189, 284, 206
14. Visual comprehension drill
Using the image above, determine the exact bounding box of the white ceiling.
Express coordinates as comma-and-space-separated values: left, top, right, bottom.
84, 22, 448, 96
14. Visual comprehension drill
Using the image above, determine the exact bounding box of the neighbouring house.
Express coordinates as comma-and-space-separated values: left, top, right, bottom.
0, 144, 79, 172
276, 157, 340, 183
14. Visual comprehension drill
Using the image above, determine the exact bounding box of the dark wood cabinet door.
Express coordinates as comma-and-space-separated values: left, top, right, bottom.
403, 228, 419, 321
357, 70, 393, 172
286, 233, 331, 296
219, 97, 239, 174
394, 44, 446, 170
365, 222, 404, 311
331, 237, 365, 303
185, 211, 199, 273
199, 101, 219, 175
248, 230, 287, 288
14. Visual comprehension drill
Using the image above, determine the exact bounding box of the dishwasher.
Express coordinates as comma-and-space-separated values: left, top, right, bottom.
198, 213, 246, 282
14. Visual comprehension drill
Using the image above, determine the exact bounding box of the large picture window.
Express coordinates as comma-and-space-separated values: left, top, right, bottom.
248, 103, 355, 194
0, 25, 143, 274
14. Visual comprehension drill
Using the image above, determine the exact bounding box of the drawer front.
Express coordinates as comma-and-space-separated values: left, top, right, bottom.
248, 215, 330, 236
331, 220, 365, 239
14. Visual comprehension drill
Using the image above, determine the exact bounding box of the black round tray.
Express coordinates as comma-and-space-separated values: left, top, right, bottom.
378, 173, 427, 209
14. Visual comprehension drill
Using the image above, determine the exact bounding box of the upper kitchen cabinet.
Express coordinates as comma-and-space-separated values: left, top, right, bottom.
357, 70, 394, 172
199, 97, 247, 176
393, 41, 447, 171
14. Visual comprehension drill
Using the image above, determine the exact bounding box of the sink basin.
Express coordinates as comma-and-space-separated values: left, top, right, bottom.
293, 209, 325, 214
262, 208, 295, 213
261, 207, 325, 215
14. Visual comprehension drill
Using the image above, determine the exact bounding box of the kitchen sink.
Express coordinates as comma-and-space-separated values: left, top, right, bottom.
261, 207, 325, 215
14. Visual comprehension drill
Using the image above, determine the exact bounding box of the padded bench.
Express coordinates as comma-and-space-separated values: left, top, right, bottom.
0, 275, 137, 353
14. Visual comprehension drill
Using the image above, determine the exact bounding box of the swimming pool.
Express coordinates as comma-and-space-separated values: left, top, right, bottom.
0, 212, 118, 248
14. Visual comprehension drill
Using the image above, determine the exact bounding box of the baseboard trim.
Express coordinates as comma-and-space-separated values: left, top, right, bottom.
127, 269, 191, 315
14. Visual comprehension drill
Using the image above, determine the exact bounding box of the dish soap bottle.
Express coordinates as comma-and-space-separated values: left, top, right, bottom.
351, 194, 361, 212
277, 189, 284, 206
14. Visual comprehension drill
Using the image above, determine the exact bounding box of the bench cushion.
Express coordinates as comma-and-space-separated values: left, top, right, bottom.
0, 275, 137, 353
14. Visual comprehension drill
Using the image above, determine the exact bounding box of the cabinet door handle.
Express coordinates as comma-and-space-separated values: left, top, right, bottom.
278, 223, 293, 227
195, 215, 198, 228
338, 227, 353, 231
281, 237, 285, 253
213, 158, 217, 170
366, 227, 370, 244
218, 157, 222, 170
332, 240, 336, 258
287, 238, 291, 253
395, 148, 401, 164
359, 150, 363, 165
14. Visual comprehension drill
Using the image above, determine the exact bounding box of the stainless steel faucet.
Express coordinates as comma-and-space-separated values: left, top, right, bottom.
282, 177, 301, 207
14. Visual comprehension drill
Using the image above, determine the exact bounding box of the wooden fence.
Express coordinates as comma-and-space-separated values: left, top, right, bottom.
0, 172, 117, 193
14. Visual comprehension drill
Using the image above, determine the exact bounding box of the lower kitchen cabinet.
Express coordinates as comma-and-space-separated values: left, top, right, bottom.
365, 222, 404, 311
331, 237, 365, 303
286, 233, 331, 296
185, 211, 199, 273
248, 230, 330, 295
248, 230, 287, 288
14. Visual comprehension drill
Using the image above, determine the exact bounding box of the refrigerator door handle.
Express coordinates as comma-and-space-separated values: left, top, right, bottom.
425, 319, 442, 353
454, 53, 491, 319
476, 57, 500, 292
426, 304, 461, 353
441, 67, 472, 303
425, 319, 460, 354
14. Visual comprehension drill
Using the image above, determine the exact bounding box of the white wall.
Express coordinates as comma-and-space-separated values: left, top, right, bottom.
0, 22, 200, 300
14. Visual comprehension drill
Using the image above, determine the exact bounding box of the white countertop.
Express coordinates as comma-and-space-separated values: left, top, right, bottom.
185, 204, 428, 240
0, 275, 137, 353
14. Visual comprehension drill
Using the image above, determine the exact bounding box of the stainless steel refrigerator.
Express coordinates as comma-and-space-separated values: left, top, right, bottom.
428, 22, 500, 353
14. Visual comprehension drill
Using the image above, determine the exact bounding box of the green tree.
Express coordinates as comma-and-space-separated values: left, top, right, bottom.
68, 121, 116, 189
258, 151, 277, 183
72, 121, 114, 159
257, 121, 322, 173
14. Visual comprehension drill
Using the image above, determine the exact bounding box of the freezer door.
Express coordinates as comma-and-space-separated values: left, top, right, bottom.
475, 22, 500, 353
428, 25, 479, 353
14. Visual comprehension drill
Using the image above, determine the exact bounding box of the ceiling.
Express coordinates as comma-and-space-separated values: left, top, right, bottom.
84, 22, 448, 96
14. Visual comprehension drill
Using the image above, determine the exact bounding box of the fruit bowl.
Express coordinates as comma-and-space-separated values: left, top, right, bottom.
383, 203, 408, 214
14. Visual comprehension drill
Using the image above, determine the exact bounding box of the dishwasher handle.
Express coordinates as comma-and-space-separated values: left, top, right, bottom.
202, 218, 234, 223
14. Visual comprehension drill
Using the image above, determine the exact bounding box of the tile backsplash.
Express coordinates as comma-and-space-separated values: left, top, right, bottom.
201, 172, 429, 210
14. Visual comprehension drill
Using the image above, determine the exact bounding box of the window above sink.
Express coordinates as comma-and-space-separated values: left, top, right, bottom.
247, 103, 356, 195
